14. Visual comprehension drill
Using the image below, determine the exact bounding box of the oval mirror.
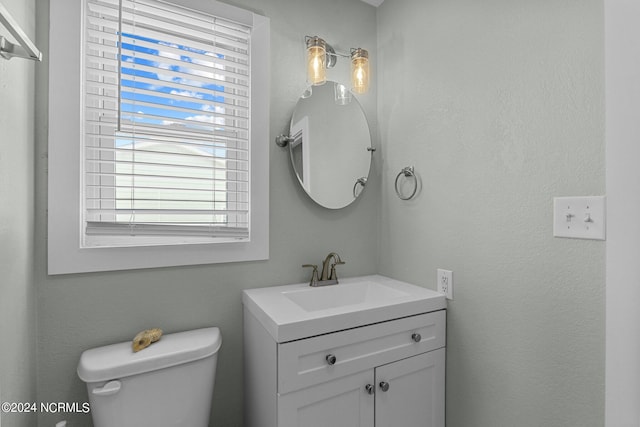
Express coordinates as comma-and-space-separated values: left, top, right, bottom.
288, 81, 373, 209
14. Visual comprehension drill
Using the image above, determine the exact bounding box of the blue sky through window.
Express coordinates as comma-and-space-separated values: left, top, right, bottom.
117, 31, 230, 156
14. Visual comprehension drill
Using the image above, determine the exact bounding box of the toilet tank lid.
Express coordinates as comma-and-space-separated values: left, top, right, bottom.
77, 327, 222, 383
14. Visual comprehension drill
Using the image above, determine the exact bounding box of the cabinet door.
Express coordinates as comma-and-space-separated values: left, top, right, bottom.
278, 369, 375, 427
375, 348, 445, 427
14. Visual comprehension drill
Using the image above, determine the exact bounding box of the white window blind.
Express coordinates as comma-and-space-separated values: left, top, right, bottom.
84, 0, 251, 246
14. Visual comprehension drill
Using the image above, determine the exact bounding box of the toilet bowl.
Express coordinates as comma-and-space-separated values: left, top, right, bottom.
77, 327, 221, 427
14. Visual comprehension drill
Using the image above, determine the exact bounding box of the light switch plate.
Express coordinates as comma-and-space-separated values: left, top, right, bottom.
553, 196, 606, 240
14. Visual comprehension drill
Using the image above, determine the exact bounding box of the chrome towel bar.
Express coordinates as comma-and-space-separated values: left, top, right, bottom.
0, 2, 42, 61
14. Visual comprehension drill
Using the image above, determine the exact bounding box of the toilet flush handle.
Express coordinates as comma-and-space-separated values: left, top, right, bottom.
92, 380, 121, 396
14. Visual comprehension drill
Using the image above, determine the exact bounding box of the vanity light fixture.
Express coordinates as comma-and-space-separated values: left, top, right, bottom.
305, 35, 370, 94
306, 36, 328, 85
351, 48, 369, 94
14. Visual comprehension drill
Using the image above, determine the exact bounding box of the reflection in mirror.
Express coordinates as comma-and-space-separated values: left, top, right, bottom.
289, 81, 372, 209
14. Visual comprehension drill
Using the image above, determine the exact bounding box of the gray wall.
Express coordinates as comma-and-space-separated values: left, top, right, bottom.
0, 0, 37, 426
16, 0, 608, 426
377, 0, 605, 426
605, 0, 640, 424
33, 0, 378, 426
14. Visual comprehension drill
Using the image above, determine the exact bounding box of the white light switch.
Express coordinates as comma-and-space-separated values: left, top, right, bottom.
553, 196, 606, 240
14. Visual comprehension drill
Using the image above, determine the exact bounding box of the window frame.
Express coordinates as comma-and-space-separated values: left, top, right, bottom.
48, 0, 270, 274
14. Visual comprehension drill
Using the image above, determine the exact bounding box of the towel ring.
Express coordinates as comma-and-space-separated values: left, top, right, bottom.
353, 177, 367, 198
394, 166, 417, 200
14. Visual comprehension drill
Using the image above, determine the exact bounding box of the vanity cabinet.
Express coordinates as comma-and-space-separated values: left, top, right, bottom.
243, 307, 446, 427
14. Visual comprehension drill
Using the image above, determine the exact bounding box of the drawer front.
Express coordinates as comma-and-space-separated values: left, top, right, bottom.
278, 310, 445, 394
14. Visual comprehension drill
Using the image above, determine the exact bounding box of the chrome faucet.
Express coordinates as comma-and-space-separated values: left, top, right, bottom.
302, 252, 345, 287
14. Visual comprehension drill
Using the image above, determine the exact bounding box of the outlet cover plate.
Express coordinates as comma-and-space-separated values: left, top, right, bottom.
437, 269, 453, 300
553, 196, 606, 240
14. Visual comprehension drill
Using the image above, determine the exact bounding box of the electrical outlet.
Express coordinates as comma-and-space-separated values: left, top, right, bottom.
437, 269, 453, 300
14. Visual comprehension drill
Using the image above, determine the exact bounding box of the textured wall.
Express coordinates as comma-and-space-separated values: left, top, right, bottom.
0, 1, 37, 426
377, 0, 605, 426
29, 0, 609, 425
605, 0, 640, 424
33, 0, 378, 426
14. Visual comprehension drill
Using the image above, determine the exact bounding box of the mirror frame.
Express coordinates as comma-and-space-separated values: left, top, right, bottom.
284, 81, 374, 209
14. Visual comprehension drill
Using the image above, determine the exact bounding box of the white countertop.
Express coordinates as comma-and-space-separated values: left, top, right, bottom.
242, 275, 446, 342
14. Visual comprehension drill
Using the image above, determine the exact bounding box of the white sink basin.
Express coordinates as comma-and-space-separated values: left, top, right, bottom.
242, 275, 446, 342
282, 281, 409, 312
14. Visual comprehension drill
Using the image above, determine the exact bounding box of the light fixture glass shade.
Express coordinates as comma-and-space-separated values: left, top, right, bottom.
334, 82, 352, 105
351, 48, 369, 94
306, 36, 327, 86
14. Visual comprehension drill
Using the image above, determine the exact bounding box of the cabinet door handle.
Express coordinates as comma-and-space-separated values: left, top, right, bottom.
379, 381, 390, 392
326, 354, 337, 365
365, 384, 375, 395
411, 333, 422, 343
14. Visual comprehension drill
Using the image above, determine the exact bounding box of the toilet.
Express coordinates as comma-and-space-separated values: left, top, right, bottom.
77, 327, 222, 427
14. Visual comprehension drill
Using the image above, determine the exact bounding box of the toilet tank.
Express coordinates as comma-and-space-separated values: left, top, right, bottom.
78, 327, 222, 427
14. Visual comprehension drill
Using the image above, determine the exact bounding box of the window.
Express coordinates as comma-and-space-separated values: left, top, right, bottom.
48, 0, 269, 274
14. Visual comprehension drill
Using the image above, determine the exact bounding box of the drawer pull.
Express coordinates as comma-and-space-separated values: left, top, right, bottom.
411, 333, 422, 343
326, 354, 337, 365
379, 381, 390, 392
365, 384, 375, 395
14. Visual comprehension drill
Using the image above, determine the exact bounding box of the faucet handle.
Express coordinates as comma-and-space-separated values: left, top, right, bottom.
328, 259, 345, 281
329, 265, 338, 281
302, 264, 319, 287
